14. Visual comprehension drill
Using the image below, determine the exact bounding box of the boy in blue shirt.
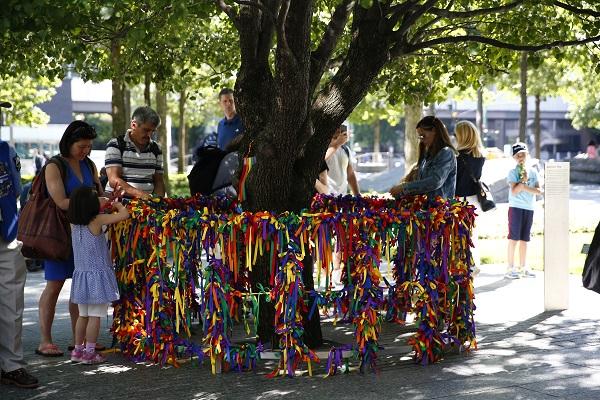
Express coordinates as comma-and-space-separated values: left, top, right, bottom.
506, 142, 543, 279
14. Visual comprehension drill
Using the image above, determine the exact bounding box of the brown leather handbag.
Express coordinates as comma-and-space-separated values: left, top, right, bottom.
17, 158, 71, 261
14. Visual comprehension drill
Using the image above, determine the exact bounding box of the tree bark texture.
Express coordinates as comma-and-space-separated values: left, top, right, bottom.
110, 40, 127, 137
519, 51, 528, 143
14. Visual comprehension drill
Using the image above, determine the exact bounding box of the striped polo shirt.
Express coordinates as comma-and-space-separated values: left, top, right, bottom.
104, 131, 163, 194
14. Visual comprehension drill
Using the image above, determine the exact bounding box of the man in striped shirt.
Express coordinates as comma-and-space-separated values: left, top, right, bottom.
105, 106, 165, 199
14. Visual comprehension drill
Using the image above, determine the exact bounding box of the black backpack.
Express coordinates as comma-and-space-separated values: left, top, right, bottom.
187, 145, 228, 196
115, 134, 161, 158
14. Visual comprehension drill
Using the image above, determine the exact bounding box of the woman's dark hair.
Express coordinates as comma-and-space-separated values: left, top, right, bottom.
59, 120, 97, 157
588, 140, 597, 147
67, 186, 100, 225
404, 116, 456, 182
416, 115, 456, 159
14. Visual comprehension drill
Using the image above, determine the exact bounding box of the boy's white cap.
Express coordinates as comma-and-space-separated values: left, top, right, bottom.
512, 142, 527, 156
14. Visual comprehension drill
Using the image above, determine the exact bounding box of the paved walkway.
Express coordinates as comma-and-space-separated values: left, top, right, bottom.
4, 263, 600, 400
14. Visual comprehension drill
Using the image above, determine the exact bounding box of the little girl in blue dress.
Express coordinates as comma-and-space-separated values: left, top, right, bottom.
67, 186, 129, 364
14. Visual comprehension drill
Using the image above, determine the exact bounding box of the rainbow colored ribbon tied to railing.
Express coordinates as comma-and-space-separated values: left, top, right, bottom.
108, 194, 477, 376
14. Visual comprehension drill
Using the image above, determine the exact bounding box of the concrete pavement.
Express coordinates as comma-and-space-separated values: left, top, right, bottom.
3, 263, 600, 400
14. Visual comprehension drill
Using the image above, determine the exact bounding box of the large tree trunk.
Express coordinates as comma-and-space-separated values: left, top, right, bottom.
404, 101, 423, 174
110, 39, 127, 137
155, 84, 170, 194
178, 89, 186, 174
519, 51, 528, 143
534, 93, 541, 159
235, 1, 314, 345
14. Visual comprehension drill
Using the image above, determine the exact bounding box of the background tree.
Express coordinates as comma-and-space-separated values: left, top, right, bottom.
496, 49, 574, 157
0, 74, 60, 127
348, 91, 403, 155
560, 46, 600, 132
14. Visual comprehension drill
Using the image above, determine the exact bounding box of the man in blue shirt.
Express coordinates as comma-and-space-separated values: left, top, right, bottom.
0, 140, 39, 388
216, 88, 244, 150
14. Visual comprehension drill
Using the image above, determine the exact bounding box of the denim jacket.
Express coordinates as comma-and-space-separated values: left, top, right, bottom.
403, 146, 457, 199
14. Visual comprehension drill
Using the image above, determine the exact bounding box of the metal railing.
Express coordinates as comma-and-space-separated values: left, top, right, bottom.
354, 151, 394, 173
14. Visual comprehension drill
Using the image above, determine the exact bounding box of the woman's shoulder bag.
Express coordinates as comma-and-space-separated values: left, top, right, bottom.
460, 156, 496, 212
17, 157, 72, 261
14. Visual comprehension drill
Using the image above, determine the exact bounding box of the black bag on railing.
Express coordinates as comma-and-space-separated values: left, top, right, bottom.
583, 220, 600, 294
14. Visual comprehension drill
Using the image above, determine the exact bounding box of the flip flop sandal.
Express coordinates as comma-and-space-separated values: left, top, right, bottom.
35, 343, 64, 357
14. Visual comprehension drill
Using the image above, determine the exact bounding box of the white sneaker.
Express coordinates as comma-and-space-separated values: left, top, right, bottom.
521, 270, 536, 278
504, 271, 520, 279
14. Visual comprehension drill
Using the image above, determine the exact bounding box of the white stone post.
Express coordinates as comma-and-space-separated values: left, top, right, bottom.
544, 162, 570, 310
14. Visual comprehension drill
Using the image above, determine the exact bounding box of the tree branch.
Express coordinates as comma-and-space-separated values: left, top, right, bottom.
309, 0, 354, 97
552, 1, 600, 17
232, 0, 277, 21
408, 34, 600, 54
386, 1, 418, 31
429, 0, 525, 18
276, 0, 291, 57
416, 48, 511, 75
395, 0, 438, 42
216, 0, 237, 22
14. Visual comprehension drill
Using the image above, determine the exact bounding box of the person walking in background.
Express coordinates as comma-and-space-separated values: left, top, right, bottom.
325, 124, 360, 196
33, 149, 46, 175
105, 106, 165, 199
37, 121, 103, 358
67, 187, 129, 365
454, 120, 486, 275
216, 88, 244, 151
389, 116, 457, 199
505, 142, 543, 279
0, 139, 39, 388
586, 140, 598, 159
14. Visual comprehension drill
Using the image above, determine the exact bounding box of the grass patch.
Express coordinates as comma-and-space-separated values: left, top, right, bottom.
479, 232, 592, 275
168, 173, 190, 197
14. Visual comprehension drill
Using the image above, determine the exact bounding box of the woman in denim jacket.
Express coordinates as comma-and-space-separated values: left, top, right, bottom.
390, 116, 457, 199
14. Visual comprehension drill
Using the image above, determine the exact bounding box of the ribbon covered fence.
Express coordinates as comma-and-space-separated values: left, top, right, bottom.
108, 194, 477, 376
